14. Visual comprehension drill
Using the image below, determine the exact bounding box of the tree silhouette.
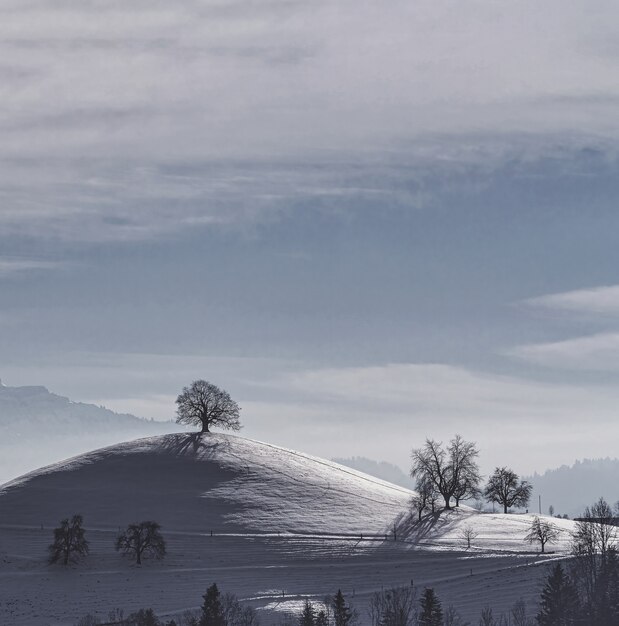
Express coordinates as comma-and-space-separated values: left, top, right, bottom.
410, 435, 480, 510
525, 516, 560, 554
200, 583, 226, 626
418, 588, 443, 626
48, 514, 89, 565
176, 380, 241, 433
331, 589, 355, 626
483, 467, 532, 514
537, 563, 580, 625
115, 521, 166, 565
299, 600, 316, 626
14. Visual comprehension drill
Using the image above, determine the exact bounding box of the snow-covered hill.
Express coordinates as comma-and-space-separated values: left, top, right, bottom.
0, 381, 178, 483
0, 433, 577, 625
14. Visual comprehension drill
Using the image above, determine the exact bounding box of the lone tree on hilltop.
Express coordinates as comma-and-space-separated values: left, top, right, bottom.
49, 514, 89, 565
525, 516, 560, 554
176, 380, 241, 433
483, 467, 532, 514
410, 435, 480, 510
115, 521, 166, 565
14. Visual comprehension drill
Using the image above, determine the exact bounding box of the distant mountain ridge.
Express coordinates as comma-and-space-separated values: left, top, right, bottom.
0, 380, 179, 484
0, 380, 160, 439
525, 458, 619, 519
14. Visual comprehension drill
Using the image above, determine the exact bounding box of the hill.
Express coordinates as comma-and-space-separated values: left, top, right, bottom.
0, 381, 178, 484
331, 456, 416, 490
0, 433, 576, 625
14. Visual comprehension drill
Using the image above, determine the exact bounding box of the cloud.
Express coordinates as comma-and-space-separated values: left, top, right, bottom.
0, 0, 619, 241
523, 285, 619, 317
0, 258, 61, 277
508, 332, 619, 371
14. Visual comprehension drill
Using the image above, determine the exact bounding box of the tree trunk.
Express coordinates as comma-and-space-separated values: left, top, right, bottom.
444, 497, 451, 509
136, 551, 141, 565
504, 503, 508, 514
201, 422, 209, 433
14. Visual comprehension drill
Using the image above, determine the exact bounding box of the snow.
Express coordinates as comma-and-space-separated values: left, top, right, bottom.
0, 433, 580, 625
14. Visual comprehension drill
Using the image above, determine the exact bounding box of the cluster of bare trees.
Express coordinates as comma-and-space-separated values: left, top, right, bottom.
49, 516, 166, 566
410, 435, 481, 512
410, 436, 533, 517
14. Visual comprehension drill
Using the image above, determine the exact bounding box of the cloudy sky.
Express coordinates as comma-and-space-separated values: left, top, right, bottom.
2, 0, 619, 475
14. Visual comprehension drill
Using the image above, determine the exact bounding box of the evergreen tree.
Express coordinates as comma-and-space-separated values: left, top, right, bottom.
299, 600, 316, 626
419, 588, 443, 626
537, 563, 580, 625
315, 610, 329, 626
127, 608, 161, 626
200, 583, 226, 626
590, 547, 619, 625
48, 514, 89, 565
332, 590, 354, 626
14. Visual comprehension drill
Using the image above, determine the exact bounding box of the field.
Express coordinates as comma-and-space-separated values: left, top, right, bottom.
0, 433, 575, 625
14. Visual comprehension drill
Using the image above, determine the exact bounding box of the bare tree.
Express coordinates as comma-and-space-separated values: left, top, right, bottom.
410, 435, 480, 510
453, 473, 481, 507
115, 521, 166, 565
483, 467, 532, 514
510, 598, 530, 626
478, 607, 495, 626
48, 514, 89, 565
368, 586, 415, 626
459, 524, 478, 549
410, 477, 439, 521
176, 380, 241, 433
524, 516, 560, 554
571, 497, 618, 605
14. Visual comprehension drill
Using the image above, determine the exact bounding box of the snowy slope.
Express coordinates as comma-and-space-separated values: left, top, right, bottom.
0, 433, 578, 625
0, 432, 412, 535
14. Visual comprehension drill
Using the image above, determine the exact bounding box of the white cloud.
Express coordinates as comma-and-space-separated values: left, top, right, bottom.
524, 285, 619, 317
0, 0, 619, 240
0, 258, 60, 276
509, 332, 619, 371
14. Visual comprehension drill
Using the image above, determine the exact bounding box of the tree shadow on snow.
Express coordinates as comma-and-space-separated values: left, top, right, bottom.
160, 432, 231, 460
392, 506, 467, 546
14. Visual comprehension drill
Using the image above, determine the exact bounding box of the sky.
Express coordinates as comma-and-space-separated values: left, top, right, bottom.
2, 0, 619, 476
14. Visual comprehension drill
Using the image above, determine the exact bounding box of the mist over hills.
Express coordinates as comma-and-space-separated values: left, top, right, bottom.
0, 380, 178, 484
525, 458, 619, 519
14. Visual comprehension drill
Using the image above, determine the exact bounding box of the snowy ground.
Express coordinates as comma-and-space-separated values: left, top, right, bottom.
0, 433, 577, 625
